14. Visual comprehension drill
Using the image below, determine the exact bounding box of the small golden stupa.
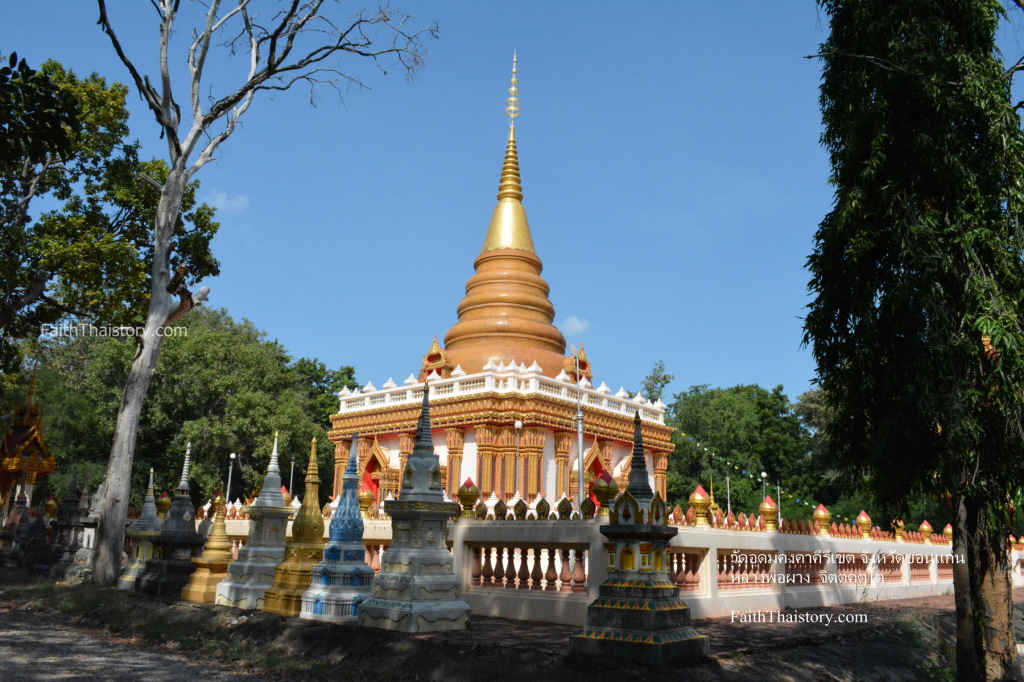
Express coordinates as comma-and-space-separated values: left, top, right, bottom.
262, 438, 326, 617
181, 487, 234, 603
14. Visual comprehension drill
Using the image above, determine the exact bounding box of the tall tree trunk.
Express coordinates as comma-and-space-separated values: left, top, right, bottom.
956, 489, 1020, 682
955, 493, 981, 681
92, 171, 185, 586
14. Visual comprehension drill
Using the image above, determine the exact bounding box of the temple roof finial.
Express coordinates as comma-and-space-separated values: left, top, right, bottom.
505, 51, 520, 128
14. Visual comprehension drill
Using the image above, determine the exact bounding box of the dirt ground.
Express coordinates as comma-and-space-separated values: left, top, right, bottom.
1, 583, 1023, 681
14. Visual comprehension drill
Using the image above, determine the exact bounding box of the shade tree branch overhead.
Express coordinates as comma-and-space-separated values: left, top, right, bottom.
89, 0, 437, 586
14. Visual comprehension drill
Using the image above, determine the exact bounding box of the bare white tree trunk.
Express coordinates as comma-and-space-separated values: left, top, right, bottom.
93, 172, 186, 585
90, 0, 433, 586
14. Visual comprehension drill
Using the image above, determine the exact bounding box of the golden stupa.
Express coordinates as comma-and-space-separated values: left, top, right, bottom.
328, 55, 674, 508
262, 438, 326, 617
181, 488, 234, 603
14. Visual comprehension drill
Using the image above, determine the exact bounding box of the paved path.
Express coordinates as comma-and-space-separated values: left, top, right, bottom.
0, 603, 267, 682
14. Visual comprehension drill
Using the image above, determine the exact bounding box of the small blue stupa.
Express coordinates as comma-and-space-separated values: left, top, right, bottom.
300, 435, 374, 622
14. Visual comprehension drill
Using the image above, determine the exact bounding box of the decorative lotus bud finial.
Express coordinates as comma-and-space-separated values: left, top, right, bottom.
688, 485, 711, 527
457, 478, 481, 518
268, 433, 281, 475
758, 495, 778, 532
813, 504, 831, 536
505, 51, 519, 123
856, 510, 872, 539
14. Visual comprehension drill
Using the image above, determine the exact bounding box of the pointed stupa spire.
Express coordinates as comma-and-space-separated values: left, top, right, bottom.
253, 433, 286, 508
344, 434, 359, 480
132, 468, 160, 532
176, 443, 192, 494
291, 438, 323, 543
397, 388, 445, 503
482, 52, 532, 251
626, 411, 654, 503
441, 54, 567, 377
64, 467, 80, 504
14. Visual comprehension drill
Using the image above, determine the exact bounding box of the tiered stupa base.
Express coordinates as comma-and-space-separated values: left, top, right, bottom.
215, 546, 285, 610
117, 534, 157, 590
136, 542, 204, 598
360, 504, 470, 633
300, 559, 374, 622
568, 525, 708, 666
181, 556, 232, 603
261, 543, 324, 617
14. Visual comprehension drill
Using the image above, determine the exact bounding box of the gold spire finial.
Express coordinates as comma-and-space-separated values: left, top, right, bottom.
505, 51, 520, 126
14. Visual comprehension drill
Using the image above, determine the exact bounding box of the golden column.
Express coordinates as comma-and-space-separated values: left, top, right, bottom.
554, 431, 572, 499
499, 426, 517, 499
332, 438, 351, 500
476, 425, 499, 497
262, 438, 326, 617
445, 428, 465, 498
653, 450, 669, 499
398, 432, 415, 490
521, 427, 546, 499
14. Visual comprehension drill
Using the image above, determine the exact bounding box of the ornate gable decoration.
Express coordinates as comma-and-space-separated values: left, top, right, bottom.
420, 336, 455, 379
563, 344, 593, 382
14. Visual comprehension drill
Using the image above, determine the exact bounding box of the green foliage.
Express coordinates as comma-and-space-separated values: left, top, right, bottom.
31, 307, 356, 508
0, 52, 77, 174
0, 58, 219, 373
639, 360, 674, 403
807, 0, 1024, 520
665, 384, 813, 516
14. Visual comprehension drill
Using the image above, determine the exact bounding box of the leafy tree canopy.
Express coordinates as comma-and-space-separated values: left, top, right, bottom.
31, 307, 355, 509
0, 58, 219, 375
665, 384, 813, 517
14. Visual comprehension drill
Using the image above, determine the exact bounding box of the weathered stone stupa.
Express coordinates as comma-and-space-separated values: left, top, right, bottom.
301, 436, 374, 622
568, 413, 708, 665
65, 480, 104, 581
0, 485, 29, 564
136, 445, 205, 597
118, 469, 163, 590
50, 469, 84, 579
216, 434, 291, 609
181, 488, 234, 603
262, 438, 325, 617
360, 389, 470, 632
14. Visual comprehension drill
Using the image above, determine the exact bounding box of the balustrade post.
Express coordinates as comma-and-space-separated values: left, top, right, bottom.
517, 548, 530, 589
494, 547, 507, 587
559, 548, 572, 592
482, 547, 494, 586
471, 546, 483, 586
571, 548, 587, 593
505, 546, 517, 588
542, 549, 557, 590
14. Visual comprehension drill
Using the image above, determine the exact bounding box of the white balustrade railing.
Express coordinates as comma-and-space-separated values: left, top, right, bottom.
336, 369, 666, 424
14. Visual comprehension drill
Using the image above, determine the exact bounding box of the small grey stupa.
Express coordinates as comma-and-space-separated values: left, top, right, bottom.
360, 387, 470, 632
300, 435, 374, 622
136, 444, 205, 597
568, 412, 708, 666
215, 433, 292, 609
118, 468, 163, 590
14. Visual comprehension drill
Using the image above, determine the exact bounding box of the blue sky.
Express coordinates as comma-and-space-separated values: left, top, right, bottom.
6, 2, 903, 405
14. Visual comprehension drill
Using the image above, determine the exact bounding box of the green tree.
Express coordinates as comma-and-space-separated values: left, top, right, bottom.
92, 0, 436, 586
639, 360, 674, 403
34, 307, 354, 509
0, 59, 219, 373
806, 2, 1024, 677
665, 384, 812, 517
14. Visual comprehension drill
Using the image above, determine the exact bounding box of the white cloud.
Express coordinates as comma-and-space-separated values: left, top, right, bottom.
560, 315, 590, 337
208, 190, 250, 214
